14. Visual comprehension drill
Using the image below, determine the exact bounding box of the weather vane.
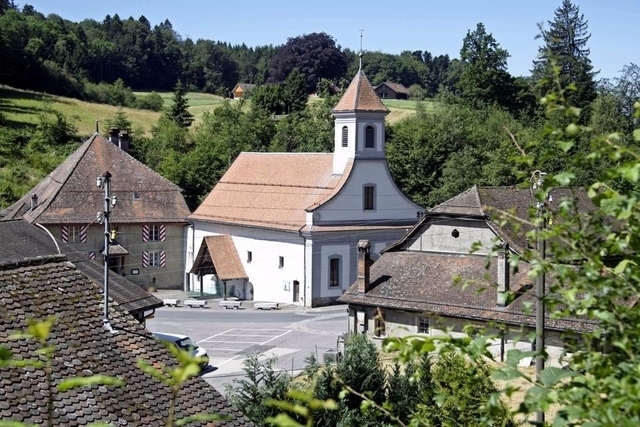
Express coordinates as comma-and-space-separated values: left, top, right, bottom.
359, 28, 365, 69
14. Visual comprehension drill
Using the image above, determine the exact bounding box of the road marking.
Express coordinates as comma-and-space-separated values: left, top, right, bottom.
197, 329, 234, 345
215, 355, 241, 367
261, 330, 292, 345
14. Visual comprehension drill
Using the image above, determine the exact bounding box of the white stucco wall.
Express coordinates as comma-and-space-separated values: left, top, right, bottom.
318, 161, 422, 224
187, 222, 305, 305
407, 218, 498, 255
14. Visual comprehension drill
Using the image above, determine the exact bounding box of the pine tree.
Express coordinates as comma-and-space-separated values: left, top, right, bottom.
166, 80, 194, 128
532, 0, 597, 112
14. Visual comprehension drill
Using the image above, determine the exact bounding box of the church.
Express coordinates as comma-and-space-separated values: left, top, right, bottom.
186, 70, 423, 307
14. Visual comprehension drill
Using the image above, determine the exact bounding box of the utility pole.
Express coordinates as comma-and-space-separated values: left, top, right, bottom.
97, 171, 117, 333
533, 170, 547, 425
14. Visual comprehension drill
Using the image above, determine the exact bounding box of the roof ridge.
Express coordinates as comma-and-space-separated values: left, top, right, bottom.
0, 253, 68, 270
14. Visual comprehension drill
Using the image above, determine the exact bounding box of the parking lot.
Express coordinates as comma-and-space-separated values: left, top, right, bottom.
146, 302, 347, 393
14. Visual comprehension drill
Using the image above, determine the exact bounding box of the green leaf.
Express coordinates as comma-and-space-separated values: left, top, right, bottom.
264, 413, 305, 427
58, 375, 125, 392
633, 129, 640, 142
540, 367, 576, 388
505, 349, 536, 368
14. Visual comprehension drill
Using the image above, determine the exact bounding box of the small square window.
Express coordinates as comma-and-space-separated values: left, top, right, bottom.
418, 316, 430, 334
279, 256, 284, 269
149, 250, 161, 267
247, 251, 252, 263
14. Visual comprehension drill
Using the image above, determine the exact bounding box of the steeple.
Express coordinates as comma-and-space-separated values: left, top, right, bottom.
331, 71, 389, 174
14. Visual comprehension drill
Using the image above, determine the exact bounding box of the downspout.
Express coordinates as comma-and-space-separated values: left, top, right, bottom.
298, 225, 306, 307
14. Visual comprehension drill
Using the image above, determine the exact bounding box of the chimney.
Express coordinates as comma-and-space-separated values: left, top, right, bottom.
30, 193, 37, 211
109, 127, 119, 145
118, 131, 130, 153
497, 244, 510, 307
357, 240, 371, 293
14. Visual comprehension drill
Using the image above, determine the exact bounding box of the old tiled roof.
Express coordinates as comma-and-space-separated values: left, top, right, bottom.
332, 70, 389, 113
0, 256, 253, 426
0, 134, 191, 224
190, 235, 248, 280
375, 81, 409, 95
190, 153, 350, 231
338, 251, 596, 332
393, 185, 597, 255
0, 219, 162, 315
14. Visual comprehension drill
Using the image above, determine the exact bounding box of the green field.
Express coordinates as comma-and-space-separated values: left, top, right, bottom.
1, 86, 432, 139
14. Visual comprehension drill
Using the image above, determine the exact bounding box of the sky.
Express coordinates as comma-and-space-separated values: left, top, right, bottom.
20, 0, 639, 80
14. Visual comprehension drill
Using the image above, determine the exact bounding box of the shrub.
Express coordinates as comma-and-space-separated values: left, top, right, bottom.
136, 91, 164, 111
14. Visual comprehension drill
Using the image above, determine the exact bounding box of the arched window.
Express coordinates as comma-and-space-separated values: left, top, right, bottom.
365, 125, 375, 148
341, 126, 348, 147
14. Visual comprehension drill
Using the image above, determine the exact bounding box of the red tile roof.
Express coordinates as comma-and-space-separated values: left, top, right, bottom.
190, 153, 351, 231
332, 70, 389, 113
190, 235, 248, 280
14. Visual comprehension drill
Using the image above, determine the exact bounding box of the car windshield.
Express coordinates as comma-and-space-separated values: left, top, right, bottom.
176, 337, 195, 350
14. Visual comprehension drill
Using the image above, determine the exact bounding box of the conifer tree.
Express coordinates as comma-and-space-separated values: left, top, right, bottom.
166, 80, 194, 128
532, 0, 597, 112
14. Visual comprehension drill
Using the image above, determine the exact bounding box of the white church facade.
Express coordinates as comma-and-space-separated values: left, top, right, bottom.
186, 70, 423, 307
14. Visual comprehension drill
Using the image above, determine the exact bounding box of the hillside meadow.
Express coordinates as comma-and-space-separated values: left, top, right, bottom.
1, 86, 430, 138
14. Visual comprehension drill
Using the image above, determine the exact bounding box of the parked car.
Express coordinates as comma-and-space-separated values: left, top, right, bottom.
151, 332, 210, 369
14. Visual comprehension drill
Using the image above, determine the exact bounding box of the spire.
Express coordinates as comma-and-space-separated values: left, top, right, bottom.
332, 71, 389, 114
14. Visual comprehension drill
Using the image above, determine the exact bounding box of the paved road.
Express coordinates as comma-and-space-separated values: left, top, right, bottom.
146, 304, 348, 395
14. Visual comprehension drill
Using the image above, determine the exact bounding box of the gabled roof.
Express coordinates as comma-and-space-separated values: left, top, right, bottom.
0, 219, 162, 315
0, 255, 253, 426
390, 185, 596, 255
375, 81, 409, 95
338, 251, 595, 333
233, 83, 256, 92
189, 153, 352, 231
190, 235, 248, 280
0, 134, 190, 224
332, 70, 389, 113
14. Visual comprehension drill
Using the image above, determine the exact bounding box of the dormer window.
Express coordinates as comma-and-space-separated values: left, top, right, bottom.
365, 125, 375, 148
341, 126, 348, 147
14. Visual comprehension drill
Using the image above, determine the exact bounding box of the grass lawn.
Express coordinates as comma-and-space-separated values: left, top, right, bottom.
1, 86, 436, 140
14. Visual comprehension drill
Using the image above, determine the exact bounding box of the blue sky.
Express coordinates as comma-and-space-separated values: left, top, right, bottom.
21, 0, 638, 79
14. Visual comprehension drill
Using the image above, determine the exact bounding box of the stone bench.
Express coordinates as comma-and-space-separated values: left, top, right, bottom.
219, 300, 242, 309
254, 302, 279, 310
184, 299, 208, 308
162, 298, 181, 307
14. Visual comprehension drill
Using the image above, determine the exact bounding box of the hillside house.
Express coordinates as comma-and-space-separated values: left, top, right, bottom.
374, 81, 409, 100
0, 128, 191, 290
187, 70, 423, 307
338, 186, 600, 364
0, 240, 252, 425
231, 83, 256, 99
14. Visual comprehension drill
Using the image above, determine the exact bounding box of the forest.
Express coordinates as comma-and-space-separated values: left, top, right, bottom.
0, 0, 638, 212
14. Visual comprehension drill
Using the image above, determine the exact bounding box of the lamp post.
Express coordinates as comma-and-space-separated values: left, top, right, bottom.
97, 171, 116, 332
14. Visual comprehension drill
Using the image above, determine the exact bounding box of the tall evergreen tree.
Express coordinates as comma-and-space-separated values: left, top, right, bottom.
458, 22, 514, 109
532, 0, 597, 113
166, 80, 194, 127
